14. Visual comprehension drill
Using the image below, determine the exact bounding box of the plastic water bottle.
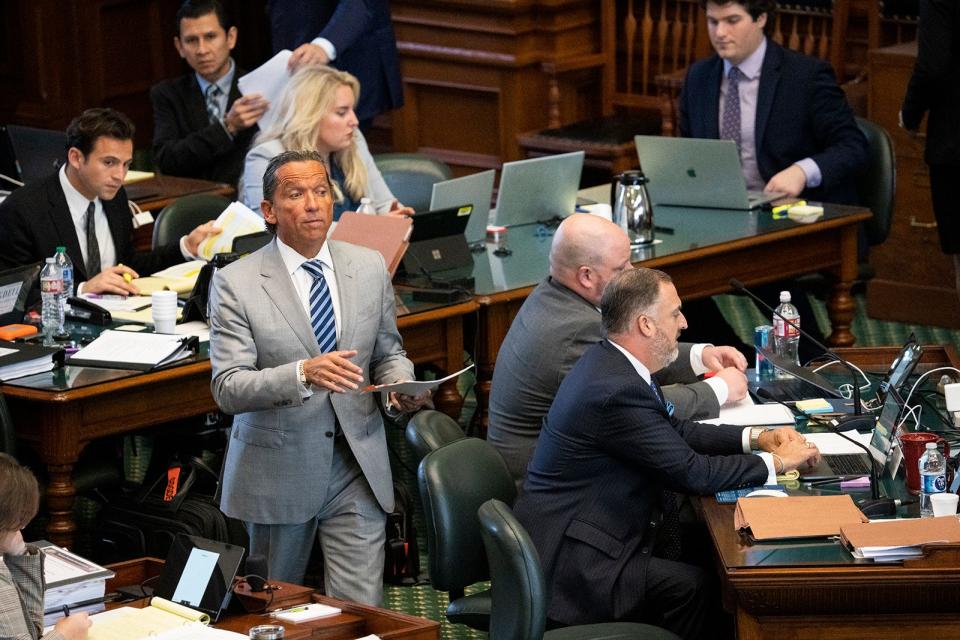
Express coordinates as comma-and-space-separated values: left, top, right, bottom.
54, 246, 73, 315
357, 197, 376, 214
772, 290, 800, 377
40, 257, 64, 339
919, 442, 947, 518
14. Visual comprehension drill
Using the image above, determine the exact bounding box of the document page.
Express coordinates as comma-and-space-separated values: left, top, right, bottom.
69, 330, 190, 367
362, 364, 474, 395
238, 50, 292, 133
196, 201, 264, 260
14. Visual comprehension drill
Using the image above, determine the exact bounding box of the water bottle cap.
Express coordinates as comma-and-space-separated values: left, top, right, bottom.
56, 246, 65, 252
926, 442, 937, 449
779, 291, 791, 302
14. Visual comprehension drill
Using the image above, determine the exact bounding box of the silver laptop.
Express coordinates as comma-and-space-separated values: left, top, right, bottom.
430, 169, 495, 243
634, 136, 784, 210
491, 151, 584, 227
800, 387, 906, 481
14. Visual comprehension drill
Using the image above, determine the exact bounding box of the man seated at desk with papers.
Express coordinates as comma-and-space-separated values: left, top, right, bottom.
513, 268, 821, 640
0, 453, 91, 640
0, 108, 219, 305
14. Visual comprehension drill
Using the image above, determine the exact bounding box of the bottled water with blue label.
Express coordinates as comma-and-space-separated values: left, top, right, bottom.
919, 442, 946, 518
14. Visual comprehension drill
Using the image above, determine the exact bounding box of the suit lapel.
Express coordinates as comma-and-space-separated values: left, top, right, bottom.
185, 75, 211, 132
45, 174, 88, 280
704, 57, 724, 139
754, 42, 783, 159
259, 240, 322, 356
328, 241, 358, 350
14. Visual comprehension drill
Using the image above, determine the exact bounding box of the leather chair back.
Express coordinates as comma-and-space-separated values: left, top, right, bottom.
405, 410, 466, 464
418, 438, 516, 593
855, 117, 896, 247
152, 194, 230, 250
478, 498, 547, 640
373, 153, 452, 212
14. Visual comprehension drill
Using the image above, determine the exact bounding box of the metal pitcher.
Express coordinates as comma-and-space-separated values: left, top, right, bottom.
611, 170, 654, 245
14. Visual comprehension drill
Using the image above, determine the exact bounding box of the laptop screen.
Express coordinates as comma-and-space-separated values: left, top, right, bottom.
0, 262, 42, 324
867, 385, 907, 466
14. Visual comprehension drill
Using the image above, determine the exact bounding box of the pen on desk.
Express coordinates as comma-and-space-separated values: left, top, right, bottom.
804, 475, 866, 486
771, 200, 807, 215
654, 225, 674, 235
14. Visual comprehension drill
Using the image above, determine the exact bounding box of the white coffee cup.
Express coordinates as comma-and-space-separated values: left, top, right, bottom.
151, 290, 178, 311
931, 492, 959, 517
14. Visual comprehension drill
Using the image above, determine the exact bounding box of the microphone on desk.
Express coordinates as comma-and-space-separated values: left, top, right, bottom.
729, 278, 872, 430
824, 418, 897, 516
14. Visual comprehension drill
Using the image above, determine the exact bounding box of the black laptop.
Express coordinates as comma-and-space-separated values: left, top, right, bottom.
0, 124, 67, 185
0, 262, 42, 323
399, 204, 475, 287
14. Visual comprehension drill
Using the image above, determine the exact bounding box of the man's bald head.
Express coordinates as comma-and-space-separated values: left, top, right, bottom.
549, 214, 633, 306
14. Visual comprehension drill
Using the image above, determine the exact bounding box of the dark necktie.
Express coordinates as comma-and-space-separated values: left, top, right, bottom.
84, 201, 101, 278
721, 66, 743, 156
205, 84, 223, 124
647, 377, 682, 560
648, 377, 675, 417
301, 260, 338, 353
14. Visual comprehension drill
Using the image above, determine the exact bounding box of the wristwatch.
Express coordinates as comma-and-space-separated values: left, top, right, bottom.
749, 426, 771, 451
297, 360, 307, 386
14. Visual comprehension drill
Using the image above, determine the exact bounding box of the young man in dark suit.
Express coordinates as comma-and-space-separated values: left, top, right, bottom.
513, 268, 821, 639
679, 0, 866, 203
151, 0, 267, 184
0, 108, 218, 303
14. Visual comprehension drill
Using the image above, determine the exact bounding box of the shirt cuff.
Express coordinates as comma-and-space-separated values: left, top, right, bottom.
741, 426, 753, 454
704, 376, 729, 406
756, 452, 778, 484
795, 158, 821, 189
689, 343, 712, 375
77, 281, 87, 295
179, 236, 195, 260
310, 37, 338, 61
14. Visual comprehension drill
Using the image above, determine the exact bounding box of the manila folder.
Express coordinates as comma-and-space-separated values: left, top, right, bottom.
735, 495, 868, 540
330, 212, 412, 276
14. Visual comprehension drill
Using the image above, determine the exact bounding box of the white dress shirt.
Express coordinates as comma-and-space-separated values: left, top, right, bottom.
609, 339, 777, 484
59, 165, 117, 285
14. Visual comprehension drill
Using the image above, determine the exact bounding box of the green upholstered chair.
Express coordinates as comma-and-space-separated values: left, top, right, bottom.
418, 437, 516, 631
478, 499, 682, 640
373, 153, 452, 213
855, 117, 896, 255
404, 409, 466, 464
152, 194, 231, 250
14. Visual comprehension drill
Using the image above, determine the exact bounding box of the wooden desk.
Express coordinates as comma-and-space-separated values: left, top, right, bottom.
105, 558, 439, 640
6, 298, 477, 548
702, 344, 960, 640
125, 175, 235, 252
471, 194, 872, 431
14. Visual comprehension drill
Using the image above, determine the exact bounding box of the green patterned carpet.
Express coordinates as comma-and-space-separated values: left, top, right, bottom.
382, 291, 960, 640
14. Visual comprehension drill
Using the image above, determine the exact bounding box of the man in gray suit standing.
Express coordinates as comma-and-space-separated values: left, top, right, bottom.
209, 149, 428, 605
488, 214, 749, 486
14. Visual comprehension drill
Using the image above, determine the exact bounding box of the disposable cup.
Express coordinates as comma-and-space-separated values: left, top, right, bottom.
151, 290, 178, 310
931, 492, 959, 517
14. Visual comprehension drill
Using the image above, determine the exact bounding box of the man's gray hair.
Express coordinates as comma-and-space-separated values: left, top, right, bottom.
261, 149, 331, 233
601, 268, 673, 335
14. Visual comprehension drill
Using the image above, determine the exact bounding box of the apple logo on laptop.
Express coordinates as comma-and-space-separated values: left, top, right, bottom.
686, 168, 697, 178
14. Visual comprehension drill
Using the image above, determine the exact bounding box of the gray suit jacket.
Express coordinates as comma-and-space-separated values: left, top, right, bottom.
0, 547, 64, 640
209, 238, 414, 523
487, 277, 720, 483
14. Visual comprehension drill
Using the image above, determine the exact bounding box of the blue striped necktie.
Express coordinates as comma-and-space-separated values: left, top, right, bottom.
649, 378, 675, 417
301, 260, 337, 353
205, 84, 223, 124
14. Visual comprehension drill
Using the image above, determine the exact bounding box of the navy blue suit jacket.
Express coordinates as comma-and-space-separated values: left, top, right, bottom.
0, 172, 183, 305
679, 40, 866, 205
513, 340, 768, 625
268, 0, 404, 123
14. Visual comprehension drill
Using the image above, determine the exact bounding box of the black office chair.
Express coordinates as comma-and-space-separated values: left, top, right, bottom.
418, 437, 516, 631
373, 153, 453, 212
404, 409, 466, 464
855, 116, 896, 278
152, 194, 230, 250
478, 499, 681, 640
231, 230, 271, 254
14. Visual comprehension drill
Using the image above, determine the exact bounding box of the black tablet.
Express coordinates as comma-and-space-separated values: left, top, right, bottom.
153, 534, 245, 622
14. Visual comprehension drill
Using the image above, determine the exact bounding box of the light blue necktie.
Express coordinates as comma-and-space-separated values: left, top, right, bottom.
649, 378, 675, 417
301, 260, 337, 353
721, 66, 743, 156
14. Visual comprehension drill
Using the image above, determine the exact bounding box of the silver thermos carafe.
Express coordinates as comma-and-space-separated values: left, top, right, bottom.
611, 170, 654, 245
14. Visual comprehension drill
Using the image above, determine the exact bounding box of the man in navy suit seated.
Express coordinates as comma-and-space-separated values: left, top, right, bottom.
513, 268, 821, 639
151, 0, 268, 184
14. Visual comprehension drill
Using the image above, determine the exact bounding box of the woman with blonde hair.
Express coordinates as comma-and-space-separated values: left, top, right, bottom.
242, 65, 412, 219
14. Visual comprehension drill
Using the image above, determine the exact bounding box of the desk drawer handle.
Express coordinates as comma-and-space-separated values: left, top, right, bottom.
909, 216, 938, 230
